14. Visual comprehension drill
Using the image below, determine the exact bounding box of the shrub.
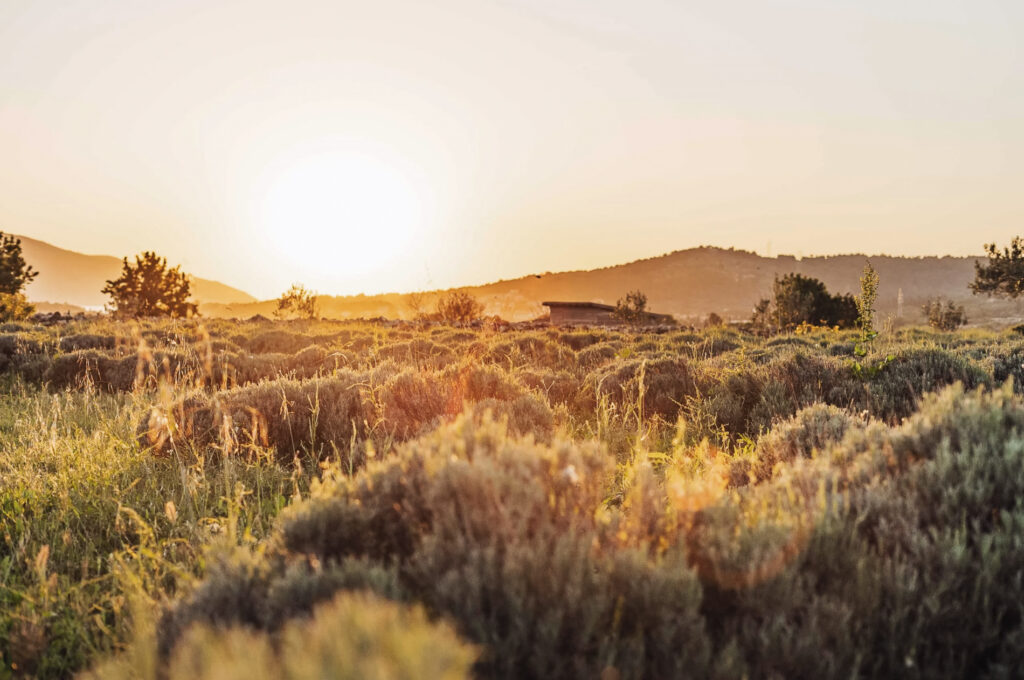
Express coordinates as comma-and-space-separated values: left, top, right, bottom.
58, 334, 121, 353
243, 330, 318, 355
733, 404, 866, 486
140, 372, 371, 464
95, 590, 475, 680
0, 292, 34, 321
165, 417, 715, 679
588, 357, 697, 421
922, 297, 968, 331
435, 291, 484, 324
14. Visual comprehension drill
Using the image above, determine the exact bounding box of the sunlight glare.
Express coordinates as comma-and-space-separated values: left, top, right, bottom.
259, 151, 424, 279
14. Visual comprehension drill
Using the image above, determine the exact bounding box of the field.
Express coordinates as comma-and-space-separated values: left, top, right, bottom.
2, 317, 1023, 678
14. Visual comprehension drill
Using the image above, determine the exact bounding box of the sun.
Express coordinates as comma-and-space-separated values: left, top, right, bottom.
258, 151, 425, 280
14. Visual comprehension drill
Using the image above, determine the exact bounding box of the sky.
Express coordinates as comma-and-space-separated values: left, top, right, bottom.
1, 0, 1022, 299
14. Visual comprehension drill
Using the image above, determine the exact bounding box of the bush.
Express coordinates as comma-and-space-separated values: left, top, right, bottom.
93, 590, 475, 680
684, 384, 1024, 678
732, 404, 866, 486
164, 417, 715, 679
140, 372, 372, 464
922, 297, 968, 331
435, 291, 484, 324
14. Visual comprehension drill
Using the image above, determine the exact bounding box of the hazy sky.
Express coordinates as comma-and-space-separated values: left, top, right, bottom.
2, 0, 1022, 298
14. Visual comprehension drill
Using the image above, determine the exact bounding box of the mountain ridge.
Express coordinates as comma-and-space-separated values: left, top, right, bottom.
200, 246, 1014, 324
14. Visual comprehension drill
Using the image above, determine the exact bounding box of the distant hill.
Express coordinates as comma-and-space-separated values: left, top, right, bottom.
13, 235, 256, 308
200, 246, 1022, 326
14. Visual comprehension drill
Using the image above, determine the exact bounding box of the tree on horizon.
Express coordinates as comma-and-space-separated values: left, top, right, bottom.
102, 251, 197, 318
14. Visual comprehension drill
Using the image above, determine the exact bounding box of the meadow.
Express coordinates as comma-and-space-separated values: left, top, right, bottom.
1, 316, 1023, 678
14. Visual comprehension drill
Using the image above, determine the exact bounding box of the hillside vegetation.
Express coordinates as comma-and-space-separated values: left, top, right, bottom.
200, 247, 1016, 323
1, 318, 1023, 677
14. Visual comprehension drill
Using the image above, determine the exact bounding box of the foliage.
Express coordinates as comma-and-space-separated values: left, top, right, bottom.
87, 592, 476, 680
923, 297, 968, 331
854, 259, 878, 338
757, 274, 858, 332
101, 251, 198, 318
274, 284, 319, 320
5, 318, 1024, 678
0, 232, 38, 295
970, 236, 1024, 298
0, 292, 34, 321
614, 289, 648, 324
435, 291, 484, 323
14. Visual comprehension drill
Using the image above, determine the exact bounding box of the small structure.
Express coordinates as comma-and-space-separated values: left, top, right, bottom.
543, 301, 617, 326
542, 301, 675, 326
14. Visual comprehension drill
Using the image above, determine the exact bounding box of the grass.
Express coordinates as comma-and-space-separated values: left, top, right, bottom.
1, 317, 1024, 677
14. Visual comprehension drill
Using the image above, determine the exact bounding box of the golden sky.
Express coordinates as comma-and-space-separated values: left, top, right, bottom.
1, 0, 1022, 298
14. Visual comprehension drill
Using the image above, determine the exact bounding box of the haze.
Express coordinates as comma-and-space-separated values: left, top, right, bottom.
1, 0, 1022, 299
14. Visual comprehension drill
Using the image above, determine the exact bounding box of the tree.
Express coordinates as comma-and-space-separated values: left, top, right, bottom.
275, 284, 319, 319
101, 251, 197, 318
614, 290, 648, 324
922, 297, 968, 331
0, 232, 38, 295
0, 232, 38, 321
435, 291, 484, 323
757, 274, 858, 332
971, 237, 1024, 298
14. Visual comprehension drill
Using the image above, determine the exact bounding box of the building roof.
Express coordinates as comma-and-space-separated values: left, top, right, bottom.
541, 301, 616, 311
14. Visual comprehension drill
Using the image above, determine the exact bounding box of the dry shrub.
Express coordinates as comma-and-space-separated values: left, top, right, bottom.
483, 334, 574, 370
243, 330, 318, 355
43, 350, 138, 391
576, 342, 619, 371
585, 357, 697, 420
377, 370, 452, 440
57, 334, 122, 352
140, 372, 371, 464
516, 369, 580, 407
377, 364, 533, 441
556, 331, 606, 351
470, 395, 554, 442
375, 339, 457, 370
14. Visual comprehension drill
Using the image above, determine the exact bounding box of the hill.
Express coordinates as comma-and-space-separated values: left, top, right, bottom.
201, 247, 1020, 325
13, 235, 257, 308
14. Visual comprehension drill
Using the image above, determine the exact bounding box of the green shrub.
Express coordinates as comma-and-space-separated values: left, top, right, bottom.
166, 417, 714, 679
94, 591, 475, 680
731, 403, 865, 486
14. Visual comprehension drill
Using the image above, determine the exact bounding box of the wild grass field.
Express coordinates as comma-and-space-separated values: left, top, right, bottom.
2, 317, 1024, 678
